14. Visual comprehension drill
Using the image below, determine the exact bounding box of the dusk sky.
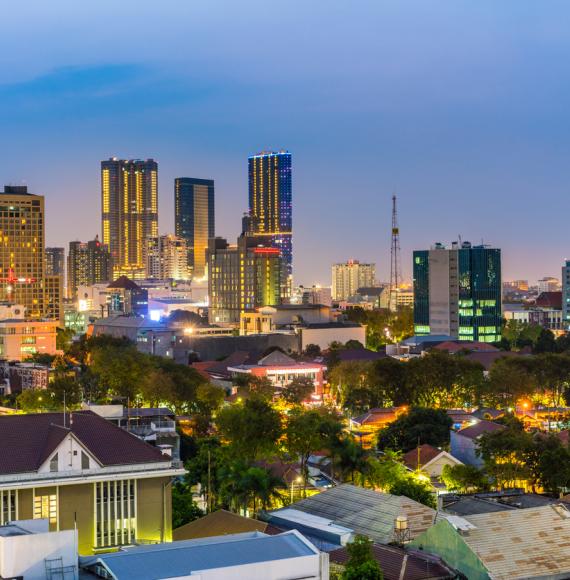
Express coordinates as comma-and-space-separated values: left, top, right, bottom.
1, 1, 569, 286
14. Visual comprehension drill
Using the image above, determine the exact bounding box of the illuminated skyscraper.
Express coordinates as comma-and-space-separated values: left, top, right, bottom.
146, 234, 190, 281
174, 178, 215, 279
45, 247, 65, 277
0, 186, 62, 321
101, 158, 158, 279
67, 236, 112, 298
247, 151, 292, 292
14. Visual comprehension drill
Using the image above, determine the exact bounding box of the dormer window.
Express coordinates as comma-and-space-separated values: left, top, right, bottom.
49, 453, 58, 472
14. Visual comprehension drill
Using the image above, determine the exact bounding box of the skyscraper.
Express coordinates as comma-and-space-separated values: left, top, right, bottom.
67, 236, 112, 298
331, 260, 376, 301
207, 235, 282, 324
247, 151, 292, 292
413, 241, 502, 342
101, 158, 158, 279
174, 178, 214, 279
0, 186, 62, 320
146, 234, 190, 281
45, 248, 65, 277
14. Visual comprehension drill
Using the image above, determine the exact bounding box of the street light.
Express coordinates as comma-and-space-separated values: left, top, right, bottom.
291, 476, 302, 504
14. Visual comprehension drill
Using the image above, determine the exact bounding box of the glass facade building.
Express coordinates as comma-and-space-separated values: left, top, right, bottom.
174, 178, 215, 279
101, 158, 158, 279
413, 242, 502, 342
247, 151, 292, 293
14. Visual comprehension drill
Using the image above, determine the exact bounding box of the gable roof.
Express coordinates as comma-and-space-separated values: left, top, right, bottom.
464, 350, 524, 371
173, 510, 268, 541
0, 410, 168, 475
455, 419, 504, 440
286, 484, 436, 543
402, 444, 450, 471
459, 505, 570, 580
534, 291, 562, 309
351, 407, 402, 427
329, 543, 456, 580
257, 350, 296, 366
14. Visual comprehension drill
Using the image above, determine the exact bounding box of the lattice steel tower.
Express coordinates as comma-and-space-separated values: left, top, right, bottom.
389, 194, 401, 308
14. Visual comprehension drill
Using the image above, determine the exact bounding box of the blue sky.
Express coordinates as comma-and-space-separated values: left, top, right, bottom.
1, 1, 569, 285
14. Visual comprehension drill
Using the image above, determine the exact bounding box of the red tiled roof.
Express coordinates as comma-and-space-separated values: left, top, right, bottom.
535, 291, 562, 309
456, 419, 504, 440
329, 544, 455, 580
0, 410, 168, 475
402, 444, 444, 471
433, 341, 498, 353
351, 407, 401, 426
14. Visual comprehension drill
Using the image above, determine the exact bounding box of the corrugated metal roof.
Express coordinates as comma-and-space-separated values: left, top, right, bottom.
81, 531, 317, 579
462, 505, 570, 579
283, 484, 436, 543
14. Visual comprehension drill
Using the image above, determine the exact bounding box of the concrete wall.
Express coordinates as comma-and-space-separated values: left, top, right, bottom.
299, 326, 366, 351
174, 333, 299, 362
425, 454, 463, 478
0, 528, 77, 580
137, 477, 172, 543
428, 250, 452, 336
59, 483, 94, 555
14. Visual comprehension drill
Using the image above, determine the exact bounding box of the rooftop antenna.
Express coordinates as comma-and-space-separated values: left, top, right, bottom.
389, 194, 401, 309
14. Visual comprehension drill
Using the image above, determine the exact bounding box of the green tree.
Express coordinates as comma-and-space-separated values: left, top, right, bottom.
329, 361, 374, 413
282, 376, 315, 405
525, 434, 570, 494
357, 450, 408, 491
172, 482, 203, 529
49, 376, 82, 408
488, 356, 537, 407
304, 344, 322, 358
185, 438, 224, 512
376, 407, 452, 453
389, 477, 436, 509
56, 327, 75, 353
342, 535, 383, 580
216, 398, 282, 461
440, 464, 489, 493
368, 357, 408, 406
17, 389, 53, 413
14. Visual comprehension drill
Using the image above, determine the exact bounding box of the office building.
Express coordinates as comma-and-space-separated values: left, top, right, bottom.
208, 235, 282, 324
101, 158, 158, 279
413, 241, 502, 342
247, 151, 292, 292
45, 247, 65, 277
67, 236, 112, 298
562, 261, 570, 330
0, 411, 184, 554
146, 234, 189, 281
0, 186, 61, 320
174, 178, 215, 279
538, 276, 560, 294
331, 260, 376, 301
106, 276, 148, 317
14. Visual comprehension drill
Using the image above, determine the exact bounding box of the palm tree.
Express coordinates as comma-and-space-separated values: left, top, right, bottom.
242, 467, 284, 513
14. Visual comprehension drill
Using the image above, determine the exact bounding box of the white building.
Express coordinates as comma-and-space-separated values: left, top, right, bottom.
146, 234, 190, 281
538, 276, 560, 294
332, 260, 376, 301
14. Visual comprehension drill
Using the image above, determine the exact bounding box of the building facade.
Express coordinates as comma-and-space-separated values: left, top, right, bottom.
0, 411, 184, 555
67, 237, 112, 299
562, 261, 570, 330
247, 151, 292, 293
331, 260, 376, 301
101, 158, 158, 280
45, 247, 65, 277
413, 241, 502, 342
0, 186, 62, 321
146, 234, 190, 281
174, 178, 215, 279
208, 236, 282, 324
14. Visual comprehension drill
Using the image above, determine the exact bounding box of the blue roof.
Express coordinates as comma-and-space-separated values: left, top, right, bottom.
80, 531, 316, 579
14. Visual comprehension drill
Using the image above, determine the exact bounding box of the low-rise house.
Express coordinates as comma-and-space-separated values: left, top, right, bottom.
329, 543, 457, 580
80, 530, 329, 579
349, 407, 407, 449
450, 420, 504, 467
0, 519, 77, 580
266, 484, 436, 545
0, 410, 185, 554
228, 350, 326, 399
412, 504, 570, 580
402, 444, 463, 479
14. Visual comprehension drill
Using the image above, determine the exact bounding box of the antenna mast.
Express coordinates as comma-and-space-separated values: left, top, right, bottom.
389, 194, 401, 310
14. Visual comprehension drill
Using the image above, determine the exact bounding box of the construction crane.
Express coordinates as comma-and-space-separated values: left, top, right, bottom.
389, 195, 401, 310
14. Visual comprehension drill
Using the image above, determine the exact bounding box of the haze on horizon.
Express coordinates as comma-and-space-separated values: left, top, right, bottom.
1, 0, 569, 286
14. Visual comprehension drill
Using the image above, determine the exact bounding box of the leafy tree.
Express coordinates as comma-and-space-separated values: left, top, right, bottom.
368, 357, 408, 406
240, 466, 284, 513
185, 438, 224, 512
196, 383, 225, 416
440, 464, 489, 493
235, 375, 275, 402
332, 436, 369, 483
172, 482, 203, 529
329, 361, 374, 413
357, 450, 408, 491
342, 535, 383, 580
377, 407, 452, 453
56, 327, 75, 352
531, 353, 570, 407
345, 339, 365, 350
488, 357, 537, 407
282, 376, 315, 405
304, 344, 322, 358
216, 398, 282, 461
168, 310, 206, 326
525, 434, 570, 494
534, 329, 557, 354
17, 389, 53, 413
389, 477, 436, 509
50, 376, 82, 408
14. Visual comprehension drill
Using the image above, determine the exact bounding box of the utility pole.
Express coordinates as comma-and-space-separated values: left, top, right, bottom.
389, 194, 401, 310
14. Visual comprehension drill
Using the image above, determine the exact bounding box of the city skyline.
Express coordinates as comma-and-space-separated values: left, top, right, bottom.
2, 1, 570, 285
